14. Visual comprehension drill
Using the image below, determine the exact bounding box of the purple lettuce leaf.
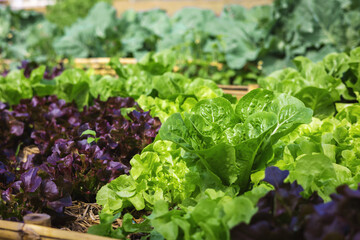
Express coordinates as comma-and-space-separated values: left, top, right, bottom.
20, 167, 42, 193
3, 60, 65, 80
231, 167, 360, 240
263, 166, 289, 189
46, 194, 72, 213
304, 184, 360, 240
0, 162, 16, 187
0, 95, 160, 221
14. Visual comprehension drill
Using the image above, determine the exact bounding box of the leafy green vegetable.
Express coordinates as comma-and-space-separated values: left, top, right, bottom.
88, 212, 152, 239
95, 90, 312, 220
46, 0, 113, 30
0, 6, 59, 62
3, 0, 360, 85
89, 75, 126, 101
159, 89, 312, 190
54, 69, 90, 108
262, 0, 360, 74
0, 52, 225, 118
260, 48, 360, 119
148, 194, 257, 240
96, 140, 238, 214
273, 104, 360, 200
53, 2, 117, 58
0, 70, 33, 105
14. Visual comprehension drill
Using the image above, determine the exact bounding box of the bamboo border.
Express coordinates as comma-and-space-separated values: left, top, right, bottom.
113, 0, 273, 15
219, 84, 259, 99
0, 0, 9, 6
74, 57, 137, 65
0, 219, 113, 240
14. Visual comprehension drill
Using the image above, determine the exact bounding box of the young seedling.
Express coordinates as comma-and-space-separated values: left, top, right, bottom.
80, 129, 100, 144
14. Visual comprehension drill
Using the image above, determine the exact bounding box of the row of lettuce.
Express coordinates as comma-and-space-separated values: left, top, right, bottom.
0, 51, 227, 221
89, 47, 360, 239
1, 0, 360, 85
2, 47, 360, 120
1, 48, 360, 239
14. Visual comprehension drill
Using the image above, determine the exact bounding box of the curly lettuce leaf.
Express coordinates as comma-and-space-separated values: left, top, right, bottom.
160, 89, 312, 190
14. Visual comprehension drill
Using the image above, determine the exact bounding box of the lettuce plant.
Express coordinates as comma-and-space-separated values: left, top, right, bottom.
272, 103, 360, 200
260, 47, 360, 119
159, 89, 312, 191
96, 89, 312, 219
0, 95, 160, 220
232, 167, 360, 240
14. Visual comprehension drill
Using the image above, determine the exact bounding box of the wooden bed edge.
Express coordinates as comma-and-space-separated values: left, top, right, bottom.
0, 219, 114, 240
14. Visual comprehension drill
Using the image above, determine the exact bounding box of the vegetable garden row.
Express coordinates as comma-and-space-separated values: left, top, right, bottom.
1, 0, 360, 239
1, 0, 360, 84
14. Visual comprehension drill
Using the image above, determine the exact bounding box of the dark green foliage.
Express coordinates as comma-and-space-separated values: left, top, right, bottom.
46, 0, 113, 30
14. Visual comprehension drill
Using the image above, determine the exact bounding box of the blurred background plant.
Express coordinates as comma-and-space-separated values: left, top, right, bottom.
45, 0, 113, 30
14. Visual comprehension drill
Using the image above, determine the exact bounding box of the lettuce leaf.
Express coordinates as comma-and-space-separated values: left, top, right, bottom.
274, 104, 360, 200
96, 140, 237, 214
260, 47, 360, 119
159, 89, 312, 190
